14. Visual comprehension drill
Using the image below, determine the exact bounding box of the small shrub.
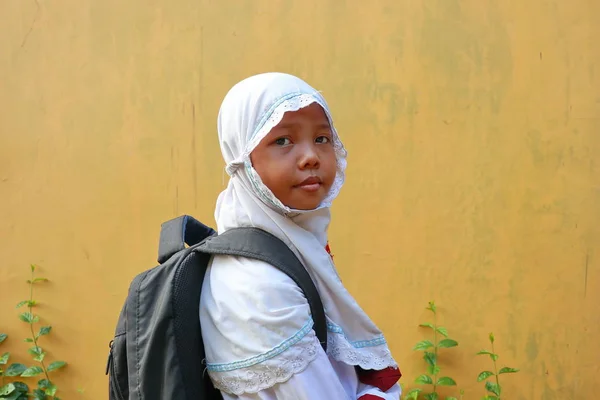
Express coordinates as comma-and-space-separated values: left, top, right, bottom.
0, 265, 67, 400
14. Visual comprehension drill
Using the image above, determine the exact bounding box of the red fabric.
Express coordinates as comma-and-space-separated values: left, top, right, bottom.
357, 366, 401, 392
358, 395, 385, 400
325, 243, 333, 259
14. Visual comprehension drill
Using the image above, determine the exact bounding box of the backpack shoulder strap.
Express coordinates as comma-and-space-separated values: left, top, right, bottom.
200, 227, 328, 352
158, 215, 216, 264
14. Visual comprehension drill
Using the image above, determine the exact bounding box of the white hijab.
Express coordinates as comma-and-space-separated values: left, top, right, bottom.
215, 72, 396, 371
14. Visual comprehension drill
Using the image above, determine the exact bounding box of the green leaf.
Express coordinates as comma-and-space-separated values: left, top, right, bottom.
11, 381, 29, 392
481, 396, 499, 400
38, 379, 51, 389
24, 338, 34, 343
0, 333, 7, 343
2, 389, 22, 399
31, 264, 36, 272
498, 367, 519, 374
436, 376, 457, 386
438, 339, 458, 348
424, 351, 436, 366
47, 361, 67, 372
32, 388, 47, 400
413, 340, 435, 351
427, 301, 437, 313
15, 301, 28, 309
5, 363, 27, 376
405, 388, 422, 400
0, 383, 16, 396
1, 352, 10, 365
45, 384, 57, 396
38, 379, 56, 396
415, 374, 433, 384
485, 381, 501, 396
21, 366, 44, 377
489, 332, 495, 344
32, 278, 48, 283
476, 350, 495, 356
427, 364, 441, 375
490, 354, 499, 361
477, 371, 495, 381
446, 398, 458, 400
424, 393, 439, 400
436, 326, 449, 337
6, 391, 27, 400
18, 312, 31, 322
419, 323, 435, 330
18, 312, 39, 324
38, 326, 51, 337
28, 346, 45, 362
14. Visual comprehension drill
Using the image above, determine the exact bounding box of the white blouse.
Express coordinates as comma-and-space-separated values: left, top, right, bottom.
199, 255, 401, 399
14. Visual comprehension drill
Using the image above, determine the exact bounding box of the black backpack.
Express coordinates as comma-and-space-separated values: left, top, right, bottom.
106, 215, 327, 400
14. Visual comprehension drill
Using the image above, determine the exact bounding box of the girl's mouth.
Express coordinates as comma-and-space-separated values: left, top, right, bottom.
295, 176, 322, 192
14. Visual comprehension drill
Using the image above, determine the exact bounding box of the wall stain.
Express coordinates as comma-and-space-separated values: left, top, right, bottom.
526, 332, 539, 362
20, 0, 40, 48
168, 146, 174, 187
191, 103, 198, 208
526, 129, 544, 165
584, 252, 589, 298
406, 85, 419, 131
81, 247, 90, 261
374, 83, 404, 125
417, 0, 512, 114
541, 361, 558, 400
174, 185, 179, 215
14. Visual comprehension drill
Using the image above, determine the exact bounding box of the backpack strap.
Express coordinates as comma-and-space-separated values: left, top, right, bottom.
200, 227, 328, 352
158, 215, 216, 264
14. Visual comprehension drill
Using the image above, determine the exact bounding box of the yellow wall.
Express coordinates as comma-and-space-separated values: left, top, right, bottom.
1, 1, 598, 398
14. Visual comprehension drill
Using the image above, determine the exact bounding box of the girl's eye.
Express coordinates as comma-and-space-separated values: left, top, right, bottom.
275, 137, 291, 146
316, 135, 331, 144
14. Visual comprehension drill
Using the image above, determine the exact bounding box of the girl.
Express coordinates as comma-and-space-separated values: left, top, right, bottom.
200, 72, 401, 399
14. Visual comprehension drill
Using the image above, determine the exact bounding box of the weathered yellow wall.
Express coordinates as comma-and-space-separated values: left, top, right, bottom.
1, 0, 598, 398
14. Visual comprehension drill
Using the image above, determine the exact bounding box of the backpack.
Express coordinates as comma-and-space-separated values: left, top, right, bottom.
106, 215, 327, 400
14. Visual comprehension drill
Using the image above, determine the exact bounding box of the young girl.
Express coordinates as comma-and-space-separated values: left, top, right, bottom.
200, 72, 401, 399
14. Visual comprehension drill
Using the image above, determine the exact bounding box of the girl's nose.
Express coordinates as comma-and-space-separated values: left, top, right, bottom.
298, 143, 320, 170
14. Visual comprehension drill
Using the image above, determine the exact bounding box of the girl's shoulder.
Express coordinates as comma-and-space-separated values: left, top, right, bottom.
201, 254, 310, 317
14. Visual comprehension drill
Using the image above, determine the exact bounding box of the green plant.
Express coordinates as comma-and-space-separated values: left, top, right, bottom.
403, 301, 460, 400
0, 265, 67, 400
476, 333, 519, 400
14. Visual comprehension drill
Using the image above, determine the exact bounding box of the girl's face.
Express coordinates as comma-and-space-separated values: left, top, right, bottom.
250, 103, 337, 210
